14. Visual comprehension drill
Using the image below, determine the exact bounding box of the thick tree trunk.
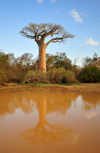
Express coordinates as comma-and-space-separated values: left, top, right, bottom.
39, 97, 46, 127
38, 43, 46, 72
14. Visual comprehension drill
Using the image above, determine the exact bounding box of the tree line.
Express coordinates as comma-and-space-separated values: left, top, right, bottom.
0, 50, 100, 84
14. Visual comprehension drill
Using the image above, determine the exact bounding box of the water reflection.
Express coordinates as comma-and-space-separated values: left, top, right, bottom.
0, 89, 100, 153
0, 88, 79, 115
21, 97, 73, 143
0, 89, 100, 116
81, 94, 100, 110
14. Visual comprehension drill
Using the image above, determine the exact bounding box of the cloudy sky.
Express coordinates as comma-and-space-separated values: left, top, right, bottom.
0, 0, 100, 66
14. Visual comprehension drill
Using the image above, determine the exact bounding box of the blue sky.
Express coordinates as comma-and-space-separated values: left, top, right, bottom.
0, 0, 100, 66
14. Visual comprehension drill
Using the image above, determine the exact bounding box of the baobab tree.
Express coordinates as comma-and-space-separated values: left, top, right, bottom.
20, 23, 74, 72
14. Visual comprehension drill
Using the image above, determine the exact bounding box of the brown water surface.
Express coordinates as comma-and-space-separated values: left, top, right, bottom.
0, 88, 100, 153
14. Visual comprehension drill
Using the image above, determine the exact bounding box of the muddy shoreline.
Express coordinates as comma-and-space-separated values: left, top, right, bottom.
0, 83, 100, 94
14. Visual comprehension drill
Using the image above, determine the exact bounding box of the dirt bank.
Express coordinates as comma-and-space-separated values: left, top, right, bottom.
63, 83, 100, 94
0, 83, 100, 94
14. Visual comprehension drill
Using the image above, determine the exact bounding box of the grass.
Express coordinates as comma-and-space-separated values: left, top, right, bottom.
19, 83, 80, 86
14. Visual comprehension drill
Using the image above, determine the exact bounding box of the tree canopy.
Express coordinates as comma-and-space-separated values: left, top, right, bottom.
20, 23, 74, 46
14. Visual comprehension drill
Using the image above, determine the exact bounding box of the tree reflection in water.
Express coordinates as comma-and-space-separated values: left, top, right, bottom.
0, 88, 100, 144
21, 97, 73, 143
0, 88, 79, 115
81, 94, 100, 111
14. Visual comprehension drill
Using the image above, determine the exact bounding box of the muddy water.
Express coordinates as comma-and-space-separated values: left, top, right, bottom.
0, 88, 100, 153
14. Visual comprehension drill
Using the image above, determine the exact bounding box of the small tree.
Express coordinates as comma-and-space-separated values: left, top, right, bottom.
93, 53, 100, 68
81, 66, 100, 83
20, 23, 74, 72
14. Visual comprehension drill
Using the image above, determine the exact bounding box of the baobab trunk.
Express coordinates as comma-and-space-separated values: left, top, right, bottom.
39, 97, 46, 128
38, 43, 46, 72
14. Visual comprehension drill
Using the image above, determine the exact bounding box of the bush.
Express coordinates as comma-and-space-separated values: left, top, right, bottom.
80, 66, 100, 83
0, 70, 5, 84
35, 71, 49, 83
23, 70, 49, 84
23, 69, 78, 84
47, 69, 78, 84
62, 70, 78, 83
4, 69, 25, 83
47, 69, 63, 83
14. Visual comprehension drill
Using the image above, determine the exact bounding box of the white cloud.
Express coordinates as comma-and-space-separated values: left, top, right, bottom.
36, 0, 43, 4
85, 112, 97, 119
70, 9, 83, 23
86, 38, 99, 46
51, 0, 57, 2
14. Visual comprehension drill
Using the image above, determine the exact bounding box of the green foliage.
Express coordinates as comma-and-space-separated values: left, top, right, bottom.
0, 70, 5, 83
82, 56, 92, 67
0, 70, 4, 76
46, 52, 72, 71
80, 66, 100, 83
0, 51, 8, 68
20, 83, 80, 86
46, 53, 55, 71
54, 52, 72, 70
62, 70, 77, 83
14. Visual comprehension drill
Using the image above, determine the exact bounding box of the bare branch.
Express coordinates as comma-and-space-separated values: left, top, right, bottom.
20, 23, 74, 46
46, 34, 74, 47
20, 29, 36, 39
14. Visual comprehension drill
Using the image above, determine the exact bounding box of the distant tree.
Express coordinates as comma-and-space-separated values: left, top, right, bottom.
81, 66, 100, 83
8, 53, 15, 66
82, 56, 92, 67
21, 53, 33, 66
0, 51, 8, 69
82, 53, 100, 68
46, 52, 72, 71
54, 52, 72, 70
20, 23, 74, 72
93, 53, 100, 68
65, 58, 72, 70
46, 53, 55, 71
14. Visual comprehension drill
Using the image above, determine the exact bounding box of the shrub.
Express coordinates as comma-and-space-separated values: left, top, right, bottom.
35, 71, 49, 83
47, 69, 63, 83
23, 69, 78, 84
62, 70, 78, 83
0, 70, 5, 84
24, 70, 49, 84
4, 69, 25, 83
80, 66, 100, 83
47, 69, 78, 84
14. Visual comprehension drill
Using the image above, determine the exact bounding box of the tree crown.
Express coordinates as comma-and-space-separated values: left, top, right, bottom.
20, 23, 74, 46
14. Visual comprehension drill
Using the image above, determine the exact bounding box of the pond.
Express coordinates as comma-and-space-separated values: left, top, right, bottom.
0, 88, 100, 153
